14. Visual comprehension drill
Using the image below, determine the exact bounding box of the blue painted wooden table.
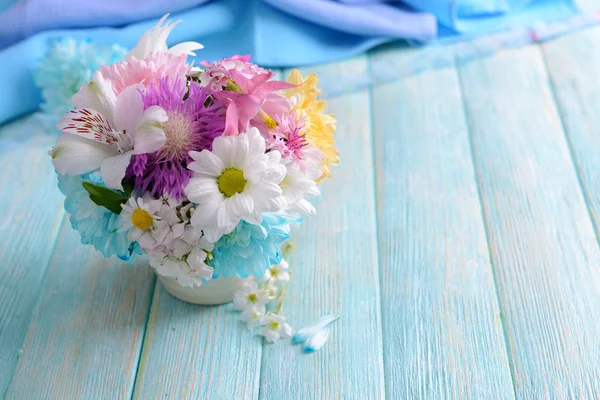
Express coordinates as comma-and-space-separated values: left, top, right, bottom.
3, 26, 600, 399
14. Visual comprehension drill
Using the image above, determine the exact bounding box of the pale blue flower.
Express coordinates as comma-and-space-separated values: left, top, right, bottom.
35, 38, 127, 122
57, 172, 141, 262
209, 214, 298, 279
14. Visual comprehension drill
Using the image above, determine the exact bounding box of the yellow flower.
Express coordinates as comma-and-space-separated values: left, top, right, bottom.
285, 69, 339, 181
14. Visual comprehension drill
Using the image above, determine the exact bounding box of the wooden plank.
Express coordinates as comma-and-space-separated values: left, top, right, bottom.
542, 26, 600, 236
369, 46, 515, 399
5, 221, 155, 399
458, 44, 600, 398
258, 57, 385, 400
132, 69, 291, 400
0, 115, 66, 395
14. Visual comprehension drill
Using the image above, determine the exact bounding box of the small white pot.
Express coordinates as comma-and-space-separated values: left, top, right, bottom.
158, 274, 247, 305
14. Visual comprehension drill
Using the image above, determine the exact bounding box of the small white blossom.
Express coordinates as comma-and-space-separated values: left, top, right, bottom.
259, 313, 293, 343
240, 306, 265, 329
233, 281, 273, 311
261, 259, 290, 286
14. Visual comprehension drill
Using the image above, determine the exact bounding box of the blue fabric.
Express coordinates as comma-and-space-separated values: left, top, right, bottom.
0, 0, 584, 125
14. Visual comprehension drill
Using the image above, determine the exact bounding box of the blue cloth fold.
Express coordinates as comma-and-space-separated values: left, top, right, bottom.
0, 0, 585, 125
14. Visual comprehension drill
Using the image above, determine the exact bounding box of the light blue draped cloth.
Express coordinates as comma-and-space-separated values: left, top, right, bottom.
0, 0, 582, 125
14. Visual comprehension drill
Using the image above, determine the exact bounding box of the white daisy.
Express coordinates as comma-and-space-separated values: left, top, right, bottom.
50, 73, 167, 190
121, 196, 170, 250
184, 127, 286, 242
240, 306, 265, 329
127, 14, 203, 61
233, 281, 273, 311
259, 313, 293, 343
279, 162, 320, 215
261, 259, 290, 286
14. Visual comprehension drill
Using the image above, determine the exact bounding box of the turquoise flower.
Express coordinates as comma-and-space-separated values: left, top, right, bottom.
57, 172, 141, 262
35, 38, 127, 121
210, 214, 298, 279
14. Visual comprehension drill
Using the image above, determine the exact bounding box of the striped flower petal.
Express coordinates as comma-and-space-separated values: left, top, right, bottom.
303, 325, 330, 354
292, 313, 339, 344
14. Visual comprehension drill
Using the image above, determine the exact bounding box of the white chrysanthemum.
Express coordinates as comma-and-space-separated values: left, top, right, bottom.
184, 127, 286, 242
121, 196, 170, 250
279, 163, 320, 215
259, 313, 293, 343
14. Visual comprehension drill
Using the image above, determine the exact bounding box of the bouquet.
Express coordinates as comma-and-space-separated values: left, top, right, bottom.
48, 15, 338, 291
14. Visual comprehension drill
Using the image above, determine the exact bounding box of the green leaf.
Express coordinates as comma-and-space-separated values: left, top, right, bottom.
82, 182, 129, 215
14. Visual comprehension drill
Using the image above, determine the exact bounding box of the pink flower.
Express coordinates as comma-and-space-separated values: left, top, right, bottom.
213, 69, 294, 135
198, 55, 267, 90
266, 112, 323, 173
99, 52, 190, 96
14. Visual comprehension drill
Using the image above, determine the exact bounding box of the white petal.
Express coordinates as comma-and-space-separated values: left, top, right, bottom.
230, 194, 254, 219
113, 84, 144, 134
127, 14, 173, 60
230, 134, 249, 166
185, 177, 220, 204
72, 71, 117, 123
218, 202, 239, 234
294, 198, 316, 216
303, 325, 329, 353
134, 106, 168, 154
50, 133, 118, 175
210, 136, 233, 165
245, 127, 266, 155
188, 150, 225, 176
56, 108, 116, 142
168, 41, 204, 57
100, 152, 132, 190
292, 314, 339, 343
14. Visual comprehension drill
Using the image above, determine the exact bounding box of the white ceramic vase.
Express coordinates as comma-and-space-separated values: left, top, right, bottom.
158, 274, 247, 305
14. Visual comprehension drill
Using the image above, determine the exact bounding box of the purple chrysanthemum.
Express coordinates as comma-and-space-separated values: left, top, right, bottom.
129, 79, 226, 199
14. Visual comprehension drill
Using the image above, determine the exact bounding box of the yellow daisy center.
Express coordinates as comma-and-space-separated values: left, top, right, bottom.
269, 267, 278, 276
217, 168, 247, 198
248, 293, 258, 303
131, 209, 153, 230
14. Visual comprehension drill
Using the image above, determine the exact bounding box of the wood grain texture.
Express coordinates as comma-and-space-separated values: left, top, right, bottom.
132, 285, 262, 399
0, 115, 66, 396
258, 57, 385, 400
369, 46, 515, 399
5, 221, 155, 400
542, 26, 600, 237
458, 44, 600, 398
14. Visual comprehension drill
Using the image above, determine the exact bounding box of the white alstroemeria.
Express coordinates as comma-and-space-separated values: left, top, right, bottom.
279, 162, 320, 215
240, 306, 265, 329
261, 259, 290, 286
233, 281, 273, 311
121, 196, 170, 250
51, 72, 167, 190
259, 313, 293, 343
149, 248, 214, 288
127, 14, 203, 61
185, 127, 286, 242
